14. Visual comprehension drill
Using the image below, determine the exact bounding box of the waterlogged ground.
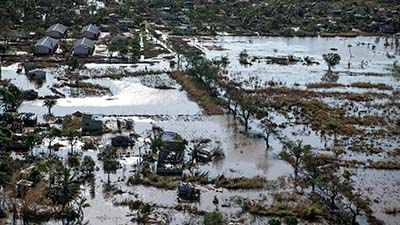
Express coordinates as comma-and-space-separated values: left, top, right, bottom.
2, 63, 200, 116
199, 36, 399, 89
3, 35, 400, 224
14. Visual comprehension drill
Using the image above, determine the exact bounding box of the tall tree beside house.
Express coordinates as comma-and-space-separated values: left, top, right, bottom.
323, 53, 341, 74
43, 99, 57, 115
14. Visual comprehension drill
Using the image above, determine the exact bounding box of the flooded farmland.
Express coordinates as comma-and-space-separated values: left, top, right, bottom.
1, 35, 400, 225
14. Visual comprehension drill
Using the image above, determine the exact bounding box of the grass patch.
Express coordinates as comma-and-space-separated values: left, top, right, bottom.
350, 82, 393, 90
170, 70, 224, 115
127, 172, 178, 190
143, 38, 169, 59
92, 70, 164, 79
384, 207, 400, 215
212, 176, 266, 189
389, 148, 400, 157
368, 161, 400, 170
306, 83, 345, 89
62, 115, 82, 130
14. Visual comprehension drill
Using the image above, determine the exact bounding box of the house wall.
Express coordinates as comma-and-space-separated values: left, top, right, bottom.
46, 31, 63, 39
35, 46, 53, 55
82, 117, 102, 133
82, 31, 98, 40
73, 46, 93, 56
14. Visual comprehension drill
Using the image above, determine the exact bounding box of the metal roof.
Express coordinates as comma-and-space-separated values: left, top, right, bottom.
46, 23, 67, 34
161, 131, 181, 142
81, 24, 99, 34
74, 38, 95, 49
35, 36, 59, 48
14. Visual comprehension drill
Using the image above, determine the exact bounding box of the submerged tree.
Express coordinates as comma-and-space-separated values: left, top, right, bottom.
63, 129, 81, 155
260, 116, 277, 150
45, 126, 62, 156
80, 156, 95, 179
48, 168, 80, 213
323, 53, 341, 74
23, 132, 42, 157
279, 140, 310, 191
43, 99, 57, 115
103, 157, 119, 185
238, 93, 257, 133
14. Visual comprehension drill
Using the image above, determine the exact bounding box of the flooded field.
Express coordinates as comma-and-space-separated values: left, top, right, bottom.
200, 36, 399, 89
2, 35, 399, 225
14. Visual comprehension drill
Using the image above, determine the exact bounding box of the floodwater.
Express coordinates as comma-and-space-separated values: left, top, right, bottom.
199, 36, 399, 89
2, 64, 200, 116
2, 35, 400, 225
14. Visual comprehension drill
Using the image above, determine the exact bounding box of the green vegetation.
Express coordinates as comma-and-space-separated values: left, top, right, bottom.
170, 71, 224, 115
213, 176, 266, 189
203, 211, 224, 225
43, 99, 57, 115
127, 172, 179, 190
323, 53, 341, 74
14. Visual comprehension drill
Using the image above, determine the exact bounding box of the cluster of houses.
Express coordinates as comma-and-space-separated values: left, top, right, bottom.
34, 23, 100, 56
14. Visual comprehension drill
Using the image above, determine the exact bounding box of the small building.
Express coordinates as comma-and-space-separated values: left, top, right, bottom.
81, 24, 100, 40
156, 131, 186, 176
118, 19, 136, 31
46, 23, 67, 39
20, 113, 38, 127
111, 135, 135, 148
34, 36, 58, 55
73, 38, 95, 56
82, 114, 103, 134
161, 131, 187, 151
178, 182, 200, 202
27, 69, 46, 81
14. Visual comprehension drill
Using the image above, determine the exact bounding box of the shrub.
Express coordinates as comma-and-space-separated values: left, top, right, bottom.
268, 218, 282, 225
203, 211, 224, 225
283, 216, 298, 225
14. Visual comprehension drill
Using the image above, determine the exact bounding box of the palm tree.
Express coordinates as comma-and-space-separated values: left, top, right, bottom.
74, 195, 90, 224
63, 129, 80, 155
43, 99, 57, 115
49, 168, 80, 213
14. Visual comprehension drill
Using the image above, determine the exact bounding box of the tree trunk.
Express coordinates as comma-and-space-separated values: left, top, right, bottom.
48, 140, 53, 156
330, 195, 336, 209
107, 173, 110, 185
264, 132, 270, 150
